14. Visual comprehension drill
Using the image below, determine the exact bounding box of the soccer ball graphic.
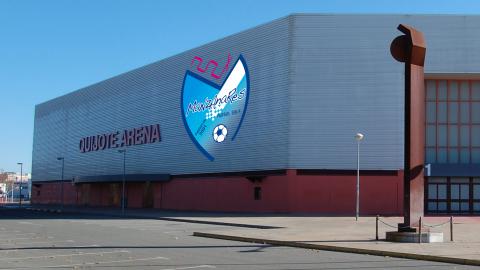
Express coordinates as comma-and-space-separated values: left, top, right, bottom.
213, 124, 228, 143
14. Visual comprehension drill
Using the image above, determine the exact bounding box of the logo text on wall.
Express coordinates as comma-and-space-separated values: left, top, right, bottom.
79, 124, 161, 153
181, 53, 250, 161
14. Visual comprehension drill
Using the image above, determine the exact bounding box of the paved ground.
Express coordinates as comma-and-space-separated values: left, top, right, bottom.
183, 215, 480, 263
0, 208, 475, 269
24, 205, 480, 265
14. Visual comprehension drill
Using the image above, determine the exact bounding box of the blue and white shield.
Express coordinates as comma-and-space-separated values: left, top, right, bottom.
181, 55, 249, 161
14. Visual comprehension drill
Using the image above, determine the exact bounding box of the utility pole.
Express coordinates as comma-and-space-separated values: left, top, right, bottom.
118, 150, 126, 215
57, 157, 65, 209
17, 163, 23, 207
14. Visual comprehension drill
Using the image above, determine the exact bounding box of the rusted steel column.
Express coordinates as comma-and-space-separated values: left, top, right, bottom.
390, 24, 427, 231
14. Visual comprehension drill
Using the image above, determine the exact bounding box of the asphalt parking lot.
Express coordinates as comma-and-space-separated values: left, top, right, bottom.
0, 208, 476, 269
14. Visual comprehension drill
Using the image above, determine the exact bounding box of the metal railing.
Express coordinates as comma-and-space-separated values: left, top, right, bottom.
376, 215, 454, 243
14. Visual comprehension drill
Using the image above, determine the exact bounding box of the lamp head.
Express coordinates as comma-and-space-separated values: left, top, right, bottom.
118, 149, 126, 153
17, 162, 23, 165
57, 157, 64, 161
355, 133, 364, 141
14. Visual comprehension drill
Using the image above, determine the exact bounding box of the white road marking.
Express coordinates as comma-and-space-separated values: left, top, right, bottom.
67, 220, 174, 231
17, 222, 43, 226
73, 220, 162, 225
125, 225, 167, 228
0, 250, 130, 261
17, 222, 33, 225
2, 237, 43, 241
0, 243, 100, 252
3, 236, 54, 241
163, 265, 216, 270
0, 240, 74, 246
139, 228, 173, 231
0, 233, 37, 236
4, 255, 170, 269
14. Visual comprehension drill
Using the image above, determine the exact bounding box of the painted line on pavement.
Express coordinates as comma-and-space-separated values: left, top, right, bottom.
0, 243, 100, 252
0, 240, 74, 246
17, 222, 44, 226
162, 265, 216, 270
3, 236, 53, 241
0, 250, 130, 261
0, 233, 37, 236
3, 237, 44, 241
3, 255, 170, 269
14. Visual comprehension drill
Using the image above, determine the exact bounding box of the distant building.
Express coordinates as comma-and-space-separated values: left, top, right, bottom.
4, 172, 30, 183
0, 173, 7, 183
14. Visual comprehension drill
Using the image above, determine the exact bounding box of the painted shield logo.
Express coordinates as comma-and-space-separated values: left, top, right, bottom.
181, 55, 249, 161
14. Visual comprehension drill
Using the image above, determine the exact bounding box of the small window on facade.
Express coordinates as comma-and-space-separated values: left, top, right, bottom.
254, 187, 261, 200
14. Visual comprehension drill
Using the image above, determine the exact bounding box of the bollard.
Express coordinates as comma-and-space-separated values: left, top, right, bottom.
418, 216, 422, 244
376, 215, 379, 241
450, 216, 453, 242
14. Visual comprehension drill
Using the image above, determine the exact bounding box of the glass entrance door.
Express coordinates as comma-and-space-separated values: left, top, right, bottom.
427, 177, 447, 214
450, 178, 470, 213
474, 178, 480, 213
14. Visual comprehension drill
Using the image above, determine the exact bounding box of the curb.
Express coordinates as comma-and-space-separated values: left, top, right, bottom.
24, 206, 279, 229
193, 232, 480, 267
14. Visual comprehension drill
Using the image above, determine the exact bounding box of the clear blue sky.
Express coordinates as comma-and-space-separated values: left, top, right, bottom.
1, 0, 479, 174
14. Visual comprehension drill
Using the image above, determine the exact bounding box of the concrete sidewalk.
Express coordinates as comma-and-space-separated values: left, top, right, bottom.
194, 216, 480, 265
26, 205, 480, 266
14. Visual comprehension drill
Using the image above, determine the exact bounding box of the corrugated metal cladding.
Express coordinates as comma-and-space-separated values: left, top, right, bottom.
289, 14, 480, 170
32, 17, 291, 181
32, 14, 480, 181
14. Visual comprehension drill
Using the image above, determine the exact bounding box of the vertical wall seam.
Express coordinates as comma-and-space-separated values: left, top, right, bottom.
287, 14, 295, 170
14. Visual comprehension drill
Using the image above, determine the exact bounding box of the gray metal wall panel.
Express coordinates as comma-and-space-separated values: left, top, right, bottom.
288, 14, 480, 170
33, 14, 480, 181
32, 17, 291, 181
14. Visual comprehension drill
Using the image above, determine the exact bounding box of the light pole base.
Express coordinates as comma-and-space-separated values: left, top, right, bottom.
397, 223, 417, 233
386, 231, 443, 243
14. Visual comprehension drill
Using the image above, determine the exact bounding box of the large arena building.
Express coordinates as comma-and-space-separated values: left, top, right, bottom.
31, 14, 480, 215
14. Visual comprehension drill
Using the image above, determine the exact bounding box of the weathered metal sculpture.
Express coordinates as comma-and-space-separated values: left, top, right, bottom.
390, 24, 426, 231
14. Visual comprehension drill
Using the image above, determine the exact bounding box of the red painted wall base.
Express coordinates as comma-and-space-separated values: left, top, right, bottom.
31, 169, 403, 215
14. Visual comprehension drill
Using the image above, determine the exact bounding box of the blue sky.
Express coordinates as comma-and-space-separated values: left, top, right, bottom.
1, 0, 479, 174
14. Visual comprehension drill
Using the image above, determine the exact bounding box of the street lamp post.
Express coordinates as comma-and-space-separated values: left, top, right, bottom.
57, 157, 65, 209
118, 149, 126, 215
17, 163, 23, 207
354, 133, 364, 221
10, 182, 14, 203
